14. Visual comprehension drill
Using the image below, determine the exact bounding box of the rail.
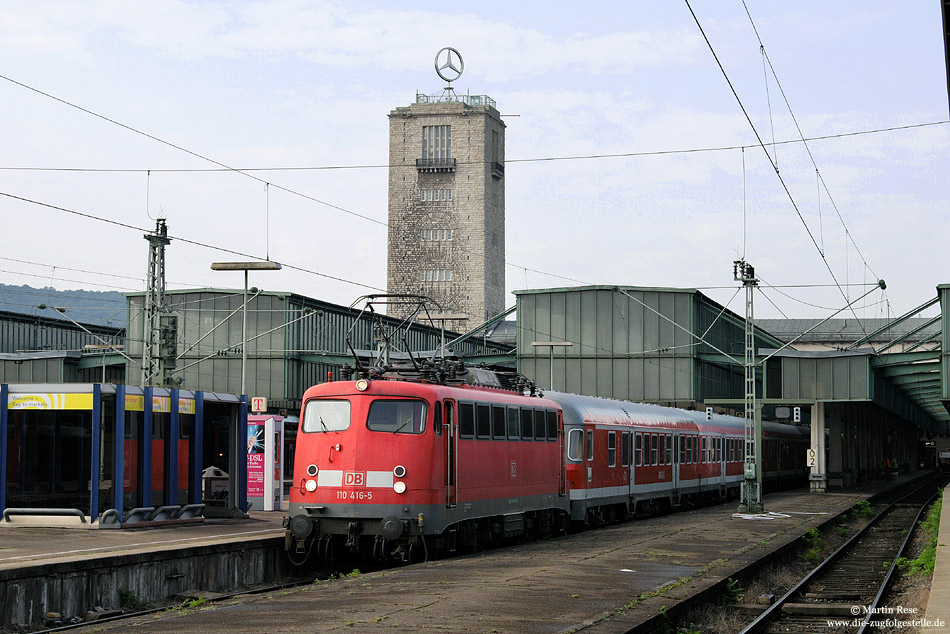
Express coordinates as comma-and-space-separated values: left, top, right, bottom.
738, 474, 947, 634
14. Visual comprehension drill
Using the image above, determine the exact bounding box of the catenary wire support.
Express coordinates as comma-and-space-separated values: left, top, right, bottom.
142, 219, 171, 386
734, 259, 763, 513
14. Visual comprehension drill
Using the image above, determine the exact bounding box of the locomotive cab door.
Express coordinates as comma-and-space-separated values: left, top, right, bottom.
444, 400, 457, 508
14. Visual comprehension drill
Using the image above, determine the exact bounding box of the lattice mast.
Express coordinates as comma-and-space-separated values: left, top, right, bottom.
142, 219, 171, 386
735, 260, 764, 513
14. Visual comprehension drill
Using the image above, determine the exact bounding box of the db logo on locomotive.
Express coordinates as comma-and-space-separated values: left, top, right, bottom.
343, 471, 365, 487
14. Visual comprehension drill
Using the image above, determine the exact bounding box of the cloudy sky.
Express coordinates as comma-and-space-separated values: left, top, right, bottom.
0, 1, 947, 327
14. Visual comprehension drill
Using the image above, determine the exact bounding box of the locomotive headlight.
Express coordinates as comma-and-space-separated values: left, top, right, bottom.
393, 481, 407, 494
305, 479, 317, 492
355, 378, 369, 391
306, 464, 318, 477
393, 465, 406, 478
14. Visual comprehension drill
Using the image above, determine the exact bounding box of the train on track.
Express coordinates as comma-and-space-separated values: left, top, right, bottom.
285, 362, 808, 563
284, 295, 809, 563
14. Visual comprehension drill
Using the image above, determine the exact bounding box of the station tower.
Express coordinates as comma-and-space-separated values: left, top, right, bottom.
386, 48, 505, 323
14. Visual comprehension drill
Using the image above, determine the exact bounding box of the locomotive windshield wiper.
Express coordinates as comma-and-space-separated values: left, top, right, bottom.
392, 416, 413, 434
318, 416, 330, 433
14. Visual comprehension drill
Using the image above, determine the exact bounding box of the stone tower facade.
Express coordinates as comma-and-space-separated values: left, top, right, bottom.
387, 95, 505, 324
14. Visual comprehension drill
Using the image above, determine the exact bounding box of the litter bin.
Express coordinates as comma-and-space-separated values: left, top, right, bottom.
202, 466, 229, 505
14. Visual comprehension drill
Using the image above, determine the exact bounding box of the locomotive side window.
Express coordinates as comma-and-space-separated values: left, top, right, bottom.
366, 400, 426, 434
621, 432, 630, 467
302, 400, 351, 433
521, 409, 534, 440
534, 410, 546, 440
476, 404, 491, 439
635, 433, 642, 466
607, 432, 616, 467
506, 407, 520, 440
459, 402, 475, 438
567, 429, 583, 461
545, 410, 557, 441
434, 402, 442, 435
586, 429, 593, 461
491, 406, 506, 439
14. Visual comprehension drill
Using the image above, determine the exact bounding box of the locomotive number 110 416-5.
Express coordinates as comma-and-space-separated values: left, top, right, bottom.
336, 490, 374, 500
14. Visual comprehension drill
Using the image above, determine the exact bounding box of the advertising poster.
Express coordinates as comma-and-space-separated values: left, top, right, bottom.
247, 423, 265, 498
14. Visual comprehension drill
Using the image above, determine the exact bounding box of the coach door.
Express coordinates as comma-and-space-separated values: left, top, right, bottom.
672, 433, 681, 503
444, 400, 457, 508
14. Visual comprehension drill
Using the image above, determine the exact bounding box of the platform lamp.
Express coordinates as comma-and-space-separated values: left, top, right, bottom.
531, 341, 572, 390
210, 261, 282, 396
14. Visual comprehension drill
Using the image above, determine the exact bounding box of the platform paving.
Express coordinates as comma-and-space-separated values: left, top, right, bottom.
61, 487, 878, 634
922, 481, 950, 633
0, 512, 286, 572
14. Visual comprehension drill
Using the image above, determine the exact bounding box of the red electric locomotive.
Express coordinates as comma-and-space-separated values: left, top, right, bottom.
286, 364, 568, 561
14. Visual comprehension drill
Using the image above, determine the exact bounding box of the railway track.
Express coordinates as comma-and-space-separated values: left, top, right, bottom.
738, 475, 947, 634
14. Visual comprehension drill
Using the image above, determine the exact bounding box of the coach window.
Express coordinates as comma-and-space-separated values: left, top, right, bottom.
658, 434, 666, 465
607, 431, 617, 467
621, 432, 631, 467
459, 402, 475, 438
302, 400, 350, 432
433, 402, 442, 435
507, 407, 520, 440
635, 433, 642, 466
366, 400, 426, 434
651, 433, 658, 466
666, 435, 672, 465
679, 435, 686, 464
534, 410, 547, 440
521, 408, 534, 440
545, 410, 558, 440
567, 429, 583, 461
491, 405, 506, 439
586, 429, 593, 461
476, 404, 492, 439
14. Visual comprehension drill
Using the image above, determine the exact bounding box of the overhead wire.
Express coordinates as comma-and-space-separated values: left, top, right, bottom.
739, 0, 884, 298
684, 0, 870, 335
0, 121, 944, 174
0, 190, 385, 292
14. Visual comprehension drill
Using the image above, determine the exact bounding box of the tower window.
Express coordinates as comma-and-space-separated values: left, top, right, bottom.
420, 189, 453, 202
422, 125, 451, 161
419, 269, 454, 282
420, 229, 454, 242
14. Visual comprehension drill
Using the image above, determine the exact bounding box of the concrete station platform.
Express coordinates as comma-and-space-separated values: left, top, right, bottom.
0, 511, 289, 625
0, 512, 286, 572
53, 483, 903, 634
923, 481, 950, 633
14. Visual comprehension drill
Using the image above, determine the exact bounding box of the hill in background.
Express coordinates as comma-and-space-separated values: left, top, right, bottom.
0, 284, 127, 328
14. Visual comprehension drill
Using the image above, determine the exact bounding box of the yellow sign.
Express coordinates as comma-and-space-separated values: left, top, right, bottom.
124, 394, 195, 414
8, 393, 94, 410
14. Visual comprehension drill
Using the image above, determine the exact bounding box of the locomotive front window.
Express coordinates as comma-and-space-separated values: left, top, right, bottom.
302, 400, 351, 433
366, 400, 426, 434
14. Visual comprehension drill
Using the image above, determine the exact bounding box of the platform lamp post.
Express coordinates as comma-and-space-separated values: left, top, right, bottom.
531, 341, 572, 390
210, 261, 281, 396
